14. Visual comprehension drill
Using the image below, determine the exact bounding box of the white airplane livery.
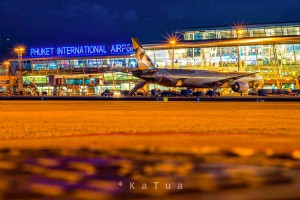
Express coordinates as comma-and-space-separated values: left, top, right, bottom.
127, 38, 264, 95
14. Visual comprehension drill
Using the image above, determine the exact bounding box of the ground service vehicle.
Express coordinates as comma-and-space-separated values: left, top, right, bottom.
181, 89, 193, 97
132, 90, 150, 96
151, 89, 161, 97
160, 90, 180, 97
206, 90, 220, 97
193, 91, 205, 97
101, 90, 114, 97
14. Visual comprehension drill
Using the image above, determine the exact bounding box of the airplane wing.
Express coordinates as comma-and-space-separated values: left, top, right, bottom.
207, 72, 258, 87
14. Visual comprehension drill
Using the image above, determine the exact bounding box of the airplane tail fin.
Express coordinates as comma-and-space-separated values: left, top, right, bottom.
131, 38, 155, 70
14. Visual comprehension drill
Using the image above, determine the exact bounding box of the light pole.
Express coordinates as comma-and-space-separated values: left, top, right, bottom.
3, 61, 10, 76
3, 61, 10, 94
14, 46, 25, 94
169, 39, 176, 69
236, 28, 243, 71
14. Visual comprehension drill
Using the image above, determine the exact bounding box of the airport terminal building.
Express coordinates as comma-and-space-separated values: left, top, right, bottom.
1, 21, 300, 95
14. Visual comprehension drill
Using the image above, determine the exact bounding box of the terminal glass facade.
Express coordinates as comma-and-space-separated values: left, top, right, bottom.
176, 22, 300, 89
183, 23, 300, 40
3, 22, 300, 95
9, 57, 139, 95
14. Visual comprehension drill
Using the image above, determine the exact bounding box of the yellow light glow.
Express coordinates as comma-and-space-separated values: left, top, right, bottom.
14, 45, 26, 54
164, 33, 180, 46
169, 40, 176, 44
233, 22, 245, 37
3, 61, 10, 66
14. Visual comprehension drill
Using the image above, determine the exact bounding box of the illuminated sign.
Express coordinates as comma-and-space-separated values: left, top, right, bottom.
30, 44, 133, 57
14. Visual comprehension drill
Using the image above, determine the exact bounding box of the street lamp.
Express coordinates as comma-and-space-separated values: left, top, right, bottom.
3, 61, 11, 94
235, 27, 243, 71
14, 45, 26, 93
3, 61, 10, 76
165, 33, 180, 69
169, 38, 177, 69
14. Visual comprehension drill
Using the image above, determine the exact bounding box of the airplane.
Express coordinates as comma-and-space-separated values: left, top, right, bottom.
127, 38, 264, 95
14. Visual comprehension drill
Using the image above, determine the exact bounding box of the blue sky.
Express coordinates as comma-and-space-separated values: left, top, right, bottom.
0, 0, 300, 48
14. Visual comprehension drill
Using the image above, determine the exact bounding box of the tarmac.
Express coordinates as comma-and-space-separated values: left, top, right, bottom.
0, 101, 300, 199
1, 95, 300, 101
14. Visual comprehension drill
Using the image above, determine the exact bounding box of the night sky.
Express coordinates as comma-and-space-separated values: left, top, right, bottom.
1, 0, 300, 59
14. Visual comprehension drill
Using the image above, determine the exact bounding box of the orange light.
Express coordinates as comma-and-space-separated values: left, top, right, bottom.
233, 22, 245, 37
164, 33, 180, 46
14, 45, 26, 54
169, 40, 176, 45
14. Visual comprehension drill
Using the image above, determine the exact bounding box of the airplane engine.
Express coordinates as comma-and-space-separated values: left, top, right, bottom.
231, 82, 249, 93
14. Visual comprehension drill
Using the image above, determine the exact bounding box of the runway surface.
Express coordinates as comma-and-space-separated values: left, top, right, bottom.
1, 95, 300, 102
0, 101, 300, 199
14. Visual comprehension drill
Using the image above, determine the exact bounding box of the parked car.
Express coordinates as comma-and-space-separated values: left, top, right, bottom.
160, 90, 180, 97
276, 89, 287, 96
132, 90, 150, 96
248, 90, 258, 96
120, 90, 129, 96
285, 90, 297, 96
192, 91, 205, 97
151, 89, 161, 97
206, 90, 220, 97
12, 91, 23, 96
292, 90, 300, 96
101, 90, 114, 97
180, 89, 193, 97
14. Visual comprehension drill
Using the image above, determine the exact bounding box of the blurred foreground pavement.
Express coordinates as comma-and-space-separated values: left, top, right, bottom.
0, 101, 300, 199
0, 147, 300, 200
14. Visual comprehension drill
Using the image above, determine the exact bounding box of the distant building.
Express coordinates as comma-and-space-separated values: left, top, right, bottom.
176, 22, 300, 89
2, 21, 300, 95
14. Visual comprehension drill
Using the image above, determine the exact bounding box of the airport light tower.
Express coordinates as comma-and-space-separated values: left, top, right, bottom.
3, 61, 10, 76
235, 27, 244, 71
169, 39, 176, 69
14, 45, 25, 93
167, 34, 180, 70
3, 61, 11, 94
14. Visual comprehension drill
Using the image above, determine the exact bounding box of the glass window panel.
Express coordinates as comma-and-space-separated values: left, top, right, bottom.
294, 26, 300, 35
265, 28, 275, 36
194, 48, 200, 57
194, 33, 201, 40
252, 29, 260, 37
60, 60, 70, 68
258, 28, 265, 37
286, 26, 294, 35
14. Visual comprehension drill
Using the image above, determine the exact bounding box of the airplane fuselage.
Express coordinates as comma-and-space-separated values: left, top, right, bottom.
132, 68, 264, 89
129, 38, 264, 95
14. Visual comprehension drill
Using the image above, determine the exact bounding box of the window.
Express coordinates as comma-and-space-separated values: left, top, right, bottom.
294, 26, 300, 35
275, 27, 283, 36
194, 48, 200, 57
194, 33, 201, 40
286, 26, 294, 35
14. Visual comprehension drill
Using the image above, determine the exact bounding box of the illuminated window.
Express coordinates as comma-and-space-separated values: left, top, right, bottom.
286, 26, 294, 35
294, 26, 300, 35
194, 33, 201, 40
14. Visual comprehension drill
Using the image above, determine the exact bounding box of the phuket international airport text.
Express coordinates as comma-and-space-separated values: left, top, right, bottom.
30, 43, 134, 57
